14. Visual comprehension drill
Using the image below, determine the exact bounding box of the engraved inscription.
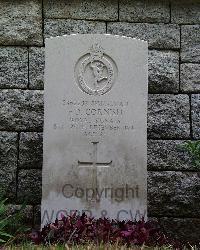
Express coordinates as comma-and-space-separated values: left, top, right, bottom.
75, 44, 117, 96
53, 98, 135, 139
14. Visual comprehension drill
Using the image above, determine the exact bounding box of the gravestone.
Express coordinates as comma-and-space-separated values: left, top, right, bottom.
41, 34, 148, 227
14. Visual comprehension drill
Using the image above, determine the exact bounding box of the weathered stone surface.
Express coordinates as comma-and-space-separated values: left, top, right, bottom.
0, 0, 43, 46
171, 0, 200, 24
181, 25, 200, 63
6, 204, 33, 225
191, 94, 200, 139
19, 132, 43, 169
0, 90, 43, 131
44, 19, 106, 39
42, 34, 148, 225
158, 217, 200, 242
29, 47, 45, 89
0, 47, 28, 89
148, 50, 179, 93
107, 23, 180, 49
0, 132, 17, 199
180, 64, 200, 93
17, 169, 42, 204
148, 95, 190, 139
34, 205, 41, 228
44, 0, 118, 21
147, 140, 193, 171
148, 171, 200, 217
148, 216, 200, 242
119, 0, 170, 23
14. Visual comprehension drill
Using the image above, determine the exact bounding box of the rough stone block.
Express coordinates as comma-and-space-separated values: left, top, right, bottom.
171, 0, 200, 24
19, 132, 43, 169
44, 0, 118, 21
34, 205, 41, 228
181, 25, 200, 63
0, 132, 17, 199
148, 140, 193, 171
44, 19, 106, 39
148, 171, 200, 217
180, 64, 200, 93
0, 47, 28, 89
0, 0, 43, 46
119, 0, 170, 23
29, 47, 45, 89
0, 90, 43, 131
6, 204, 33, 226
17, 169, 42, 204
148, 50, 179, 93
107, 22, 180, 49
191, 94, 200, 139
158, 217, 200, 242
148, 94, 190, 139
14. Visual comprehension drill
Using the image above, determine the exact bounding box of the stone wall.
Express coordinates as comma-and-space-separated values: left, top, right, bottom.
0, 0, 200, 241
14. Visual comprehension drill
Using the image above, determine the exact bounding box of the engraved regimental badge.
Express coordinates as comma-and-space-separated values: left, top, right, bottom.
75, 44, 117, 95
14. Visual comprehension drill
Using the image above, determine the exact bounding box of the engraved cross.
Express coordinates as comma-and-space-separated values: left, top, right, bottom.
78, 142, 112, 169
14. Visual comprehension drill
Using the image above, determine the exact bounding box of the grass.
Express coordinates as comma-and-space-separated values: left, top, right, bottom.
2, 243, 199, 250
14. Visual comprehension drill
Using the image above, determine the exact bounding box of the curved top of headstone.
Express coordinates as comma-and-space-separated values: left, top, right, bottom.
45, 33, 148, 45
45, 33, 148, 98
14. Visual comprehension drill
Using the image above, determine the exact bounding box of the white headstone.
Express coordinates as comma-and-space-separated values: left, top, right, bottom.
42, 34, 148, 227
